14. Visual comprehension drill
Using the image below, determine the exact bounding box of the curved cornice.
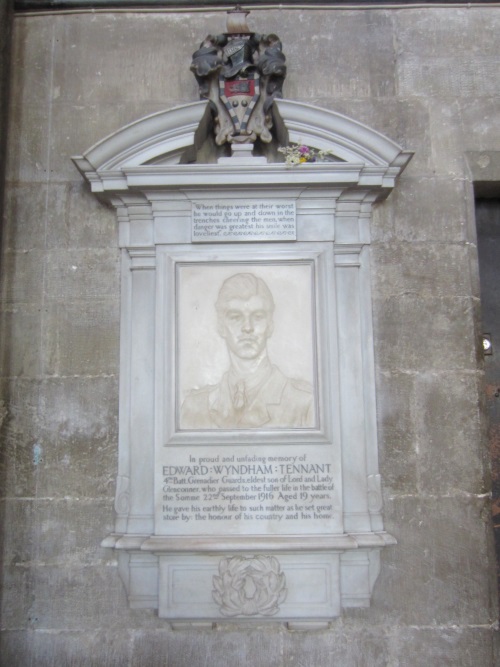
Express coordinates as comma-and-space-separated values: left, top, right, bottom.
72, 99, 412, 196
274, 99, 409, 167
73, 101, 209, 175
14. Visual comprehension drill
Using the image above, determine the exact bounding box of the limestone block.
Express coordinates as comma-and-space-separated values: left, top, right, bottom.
129, 630, 170, 667
49, 101, 180, 182
467, 150, 500, 191
371, 242, 472, 299
376, 370, 418, 495
0, 250, 44, 305
282, 624, 389, 667
42, 183, 91, 251
64, 183, 117, 250
373, 294, 477, 373
37, 376, 119, 444
2, 183, 51, 252
163, 626, 283, 667
395, 8, 500, 58
326, 98, 431, 178
0, 376, 117, 498
0, 378, 44, 497
44, 248, 119, 302
376, 495, 493, 625
73, 100, 191, 160
0, 566, 34, 632
42, 298, 119, 377
51, 14, 197, 107
33, 377, 118, 498
373, 177, 469, 244
30, 499, 114, 566
388, 626, 496, 667
9, 18, 53, 108
428, 98, 500, 178
0, 0, 12, 209
0, 629, 132, 667
282, 11, 395, 101
0, 305, 41, 378
0, 502, 34, 630
460, 97, 500, 154
0, 498, 35, 564
28, 565, 129, 631
4, 103, 50, 183
398, 54, 500, 100
395, 9, 500, 102
414, 371, 484, 495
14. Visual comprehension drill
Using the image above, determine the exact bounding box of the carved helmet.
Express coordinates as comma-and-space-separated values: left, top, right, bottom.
222, 37, 255, 79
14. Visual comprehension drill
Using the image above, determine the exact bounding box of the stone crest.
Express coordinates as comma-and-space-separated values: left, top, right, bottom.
190, 5, 286, 147
212, 555, 287, 616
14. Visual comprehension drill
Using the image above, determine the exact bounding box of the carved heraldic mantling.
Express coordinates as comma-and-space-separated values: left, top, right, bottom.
190, 5, 286, 146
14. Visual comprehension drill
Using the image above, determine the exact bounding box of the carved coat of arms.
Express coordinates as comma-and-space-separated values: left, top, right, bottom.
190, 5, 286, 147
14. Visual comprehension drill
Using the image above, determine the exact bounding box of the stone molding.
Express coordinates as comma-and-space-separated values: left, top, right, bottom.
72, 99, 411, 624
73, 99, 412, 199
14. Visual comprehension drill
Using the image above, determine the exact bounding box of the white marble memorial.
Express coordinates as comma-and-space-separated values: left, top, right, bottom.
73, 99, 412, 626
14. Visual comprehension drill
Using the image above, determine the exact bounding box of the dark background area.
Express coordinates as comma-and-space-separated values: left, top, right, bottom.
476, 198, 500, 608
14, 0, 498, 11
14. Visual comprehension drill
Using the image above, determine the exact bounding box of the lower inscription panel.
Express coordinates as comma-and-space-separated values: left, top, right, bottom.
156, 445, 342, 536
158, 552, 341, 621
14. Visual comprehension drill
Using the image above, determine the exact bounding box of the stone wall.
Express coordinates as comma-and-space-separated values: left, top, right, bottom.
1, 7, 499, 665
0, 0, 13, 251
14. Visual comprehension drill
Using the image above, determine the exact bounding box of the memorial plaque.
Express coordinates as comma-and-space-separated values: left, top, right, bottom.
192, 201, 296, 242
73, 74, 410, 620
155, 245, 344, 546
156, 444, 340, 536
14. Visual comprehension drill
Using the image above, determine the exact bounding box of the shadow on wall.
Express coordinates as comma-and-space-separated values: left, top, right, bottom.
0, 0, 13, 631
475, 196, 500, 616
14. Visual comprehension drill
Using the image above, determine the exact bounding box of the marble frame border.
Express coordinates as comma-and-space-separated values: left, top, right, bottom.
157, 242, 339, 448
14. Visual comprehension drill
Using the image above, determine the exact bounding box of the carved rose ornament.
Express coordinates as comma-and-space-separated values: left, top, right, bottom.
212, 555, 287, 616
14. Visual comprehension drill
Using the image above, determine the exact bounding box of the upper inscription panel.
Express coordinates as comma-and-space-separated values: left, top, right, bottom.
192, 201, 296, 243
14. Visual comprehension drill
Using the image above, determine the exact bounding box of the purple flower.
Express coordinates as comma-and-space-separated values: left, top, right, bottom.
299, 145, 310, 155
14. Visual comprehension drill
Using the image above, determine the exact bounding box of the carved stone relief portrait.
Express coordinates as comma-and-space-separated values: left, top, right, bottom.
177, 264, 317, 430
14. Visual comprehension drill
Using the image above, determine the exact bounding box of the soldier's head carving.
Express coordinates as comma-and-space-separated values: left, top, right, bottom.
180, 271, 315, 429
215, 273, 275, 360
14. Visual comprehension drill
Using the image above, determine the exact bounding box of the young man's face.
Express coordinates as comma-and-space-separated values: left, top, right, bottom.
218, 295, 274, 360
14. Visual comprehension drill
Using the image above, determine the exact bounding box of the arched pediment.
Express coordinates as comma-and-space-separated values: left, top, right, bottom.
73, 101, 209, 173
72, 99, 412, 197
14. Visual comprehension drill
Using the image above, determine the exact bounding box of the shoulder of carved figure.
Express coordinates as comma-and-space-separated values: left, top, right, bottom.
184, 384, 218, 398
288, 377, 314, 394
